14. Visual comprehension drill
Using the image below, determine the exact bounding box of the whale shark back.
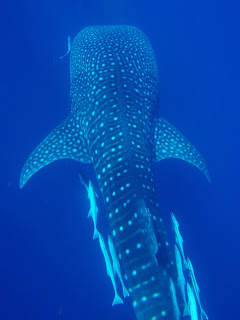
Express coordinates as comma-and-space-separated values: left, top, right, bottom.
20, 26, 210, 320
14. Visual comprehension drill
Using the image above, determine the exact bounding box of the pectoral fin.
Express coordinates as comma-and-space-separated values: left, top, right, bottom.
153, 118, 210, 182
20, 114, 91, 188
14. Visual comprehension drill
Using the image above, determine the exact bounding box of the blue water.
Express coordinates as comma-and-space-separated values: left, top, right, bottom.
1, 1, 239, 319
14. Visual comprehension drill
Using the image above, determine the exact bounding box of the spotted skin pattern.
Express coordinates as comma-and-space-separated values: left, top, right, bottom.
153, 118, 210, 182
20, 26, 209, 320
20, 114, 91, 188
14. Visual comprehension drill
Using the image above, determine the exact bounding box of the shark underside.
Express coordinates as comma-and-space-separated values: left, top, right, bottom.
20, 25, 209, 320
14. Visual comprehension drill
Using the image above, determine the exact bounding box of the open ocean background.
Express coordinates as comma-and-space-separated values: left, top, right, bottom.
1, 1, 239, 319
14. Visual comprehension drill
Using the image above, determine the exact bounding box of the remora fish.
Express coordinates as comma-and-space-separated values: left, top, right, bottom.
171, 212, 187, 268
108, 235, 129, 298
79, 173, 99, 239
174, 245, 190, 317
20, 26, 210, 319
187, 258, 208, 320
169, 277, 181, 320
99, 233, 123, 306
187, 282, 199, 320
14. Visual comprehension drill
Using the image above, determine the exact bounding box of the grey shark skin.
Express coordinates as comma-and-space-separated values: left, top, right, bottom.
20, 26, 210, 320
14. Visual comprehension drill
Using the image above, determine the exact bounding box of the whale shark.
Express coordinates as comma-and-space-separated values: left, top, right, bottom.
20, 26, 209, 320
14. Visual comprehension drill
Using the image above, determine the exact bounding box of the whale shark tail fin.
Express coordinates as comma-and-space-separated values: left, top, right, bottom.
20, 114, 91, 188
153, 117, 211, 182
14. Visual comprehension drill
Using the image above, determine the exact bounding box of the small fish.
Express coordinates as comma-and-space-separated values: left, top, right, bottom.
169, 277, 181, 320
79, 173, 99, 239
60, 36, 71, 59
99, 233, 123, 306
175, 245, 190, 317
187, 258, 208, 320
171, 213, 187, 268
187, 282, 199, 320
108, 235, 129, 298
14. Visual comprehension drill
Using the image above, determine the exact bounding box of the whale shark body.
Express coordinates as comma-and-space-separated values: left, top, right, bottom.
20, 26, 209, 320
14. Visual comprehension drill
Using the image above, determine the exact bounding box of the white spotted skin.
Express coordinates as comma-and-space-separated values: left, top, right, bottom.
19, 26, 207, 320
70, 26, 175, 319
20, 114, 91, 188
153, 118, 210, 182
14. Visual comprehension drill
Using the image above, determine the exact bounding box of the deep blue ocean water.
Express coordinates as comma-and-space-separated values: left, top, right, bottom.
1, 1, 239, 319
